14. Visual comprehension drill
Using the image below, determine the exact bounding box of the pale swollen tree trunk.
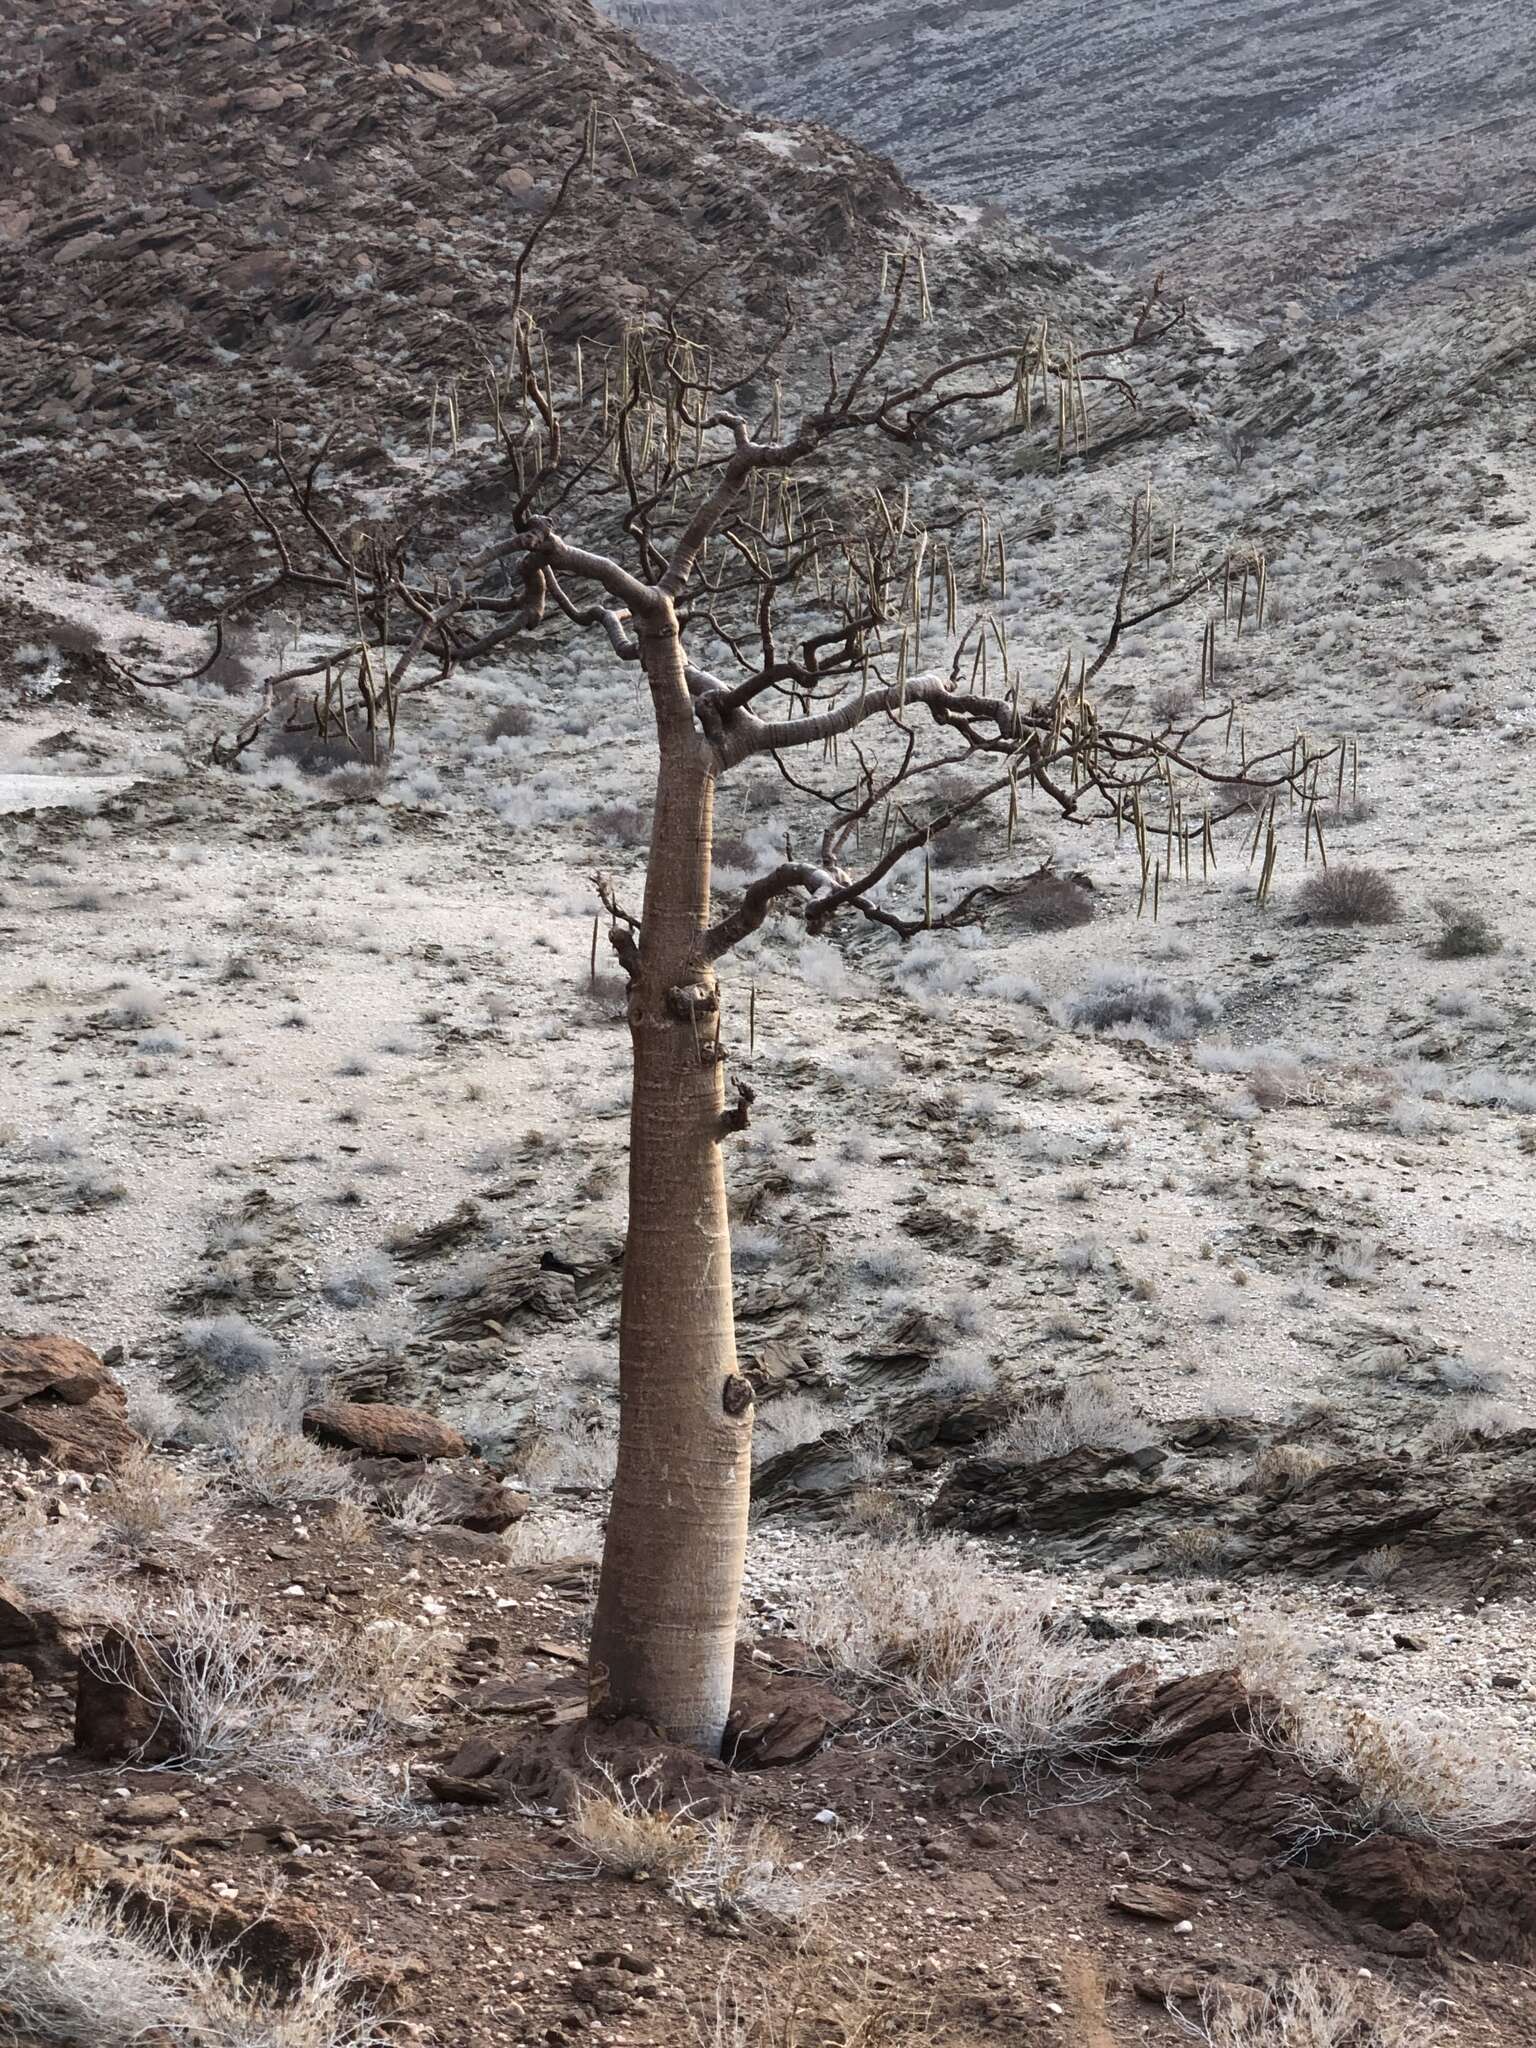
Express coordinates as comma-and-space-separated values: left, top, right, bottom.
588, 601, 752, 1753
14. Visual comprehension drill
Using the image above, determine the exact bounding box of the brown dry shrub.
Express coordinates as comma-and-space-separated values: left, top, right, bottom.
996, 866, 1095, 932
1294, 863, 1401, 926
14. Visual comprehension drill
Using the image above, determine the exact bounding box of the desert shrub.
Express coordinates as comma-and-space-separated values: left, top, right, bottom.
1445, 1067, 1536, 1112
855, 1243, 922, 1289
916, 1354, 998, 1400
61, 1162, 129, 1210
1149, 681, 1197, 725
567, 1770, 831, 1931
792, 1535, 1120, 1779
588, 800, 650, 846
266, 726, 386, 776
680, 1813, 835, 1933
0, 1505, 113, 1614
926, 814, 994, 868
499, 1508, 604, 1565
0, 1810, 380, 2048
115, 1369, 191, 1445
995, 866, 1094, 932
986, 1377, 1153, 1463
320, 1252, 395, 1309
1276, 1703, 1536, 1848
484, 701, 534, 741
1173, 1964, 1437, 2048
1427, 897, 1501, 958
1326, 1234, 1383, 1285
1246, 1442, 1333, 1492
1293, 864, 1401, 926
95, 1445, 212, 1550
1420, 1394, 1517, 1453
48, 620, 104, 656
198, 622, 261, 696
751, 1392, 831, 1466
711, 830, 759, 873
520, 1412, 619, 1491
1065, 968, 1220, 1040
567, 1763, 700, 1877
107, 977, 162, 1028
83, 1582, 446, 1801
181, 1313, 278, 1377
203, 1374, 363, 1506
326, 762, 389, 799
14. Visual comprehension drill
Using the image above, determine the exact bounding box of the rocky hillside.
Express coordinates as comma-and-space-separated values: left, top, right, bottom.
611, 0, 1536, 319
0, 0, 1150, 604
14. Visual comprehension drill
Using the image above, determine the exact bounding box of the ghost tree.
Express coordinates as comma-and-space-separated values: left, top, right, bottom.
203, 147, 1332, 1753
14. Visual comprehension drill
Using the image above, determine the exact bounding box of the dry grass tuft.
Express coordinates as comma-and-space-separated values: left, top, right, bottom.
567, 1764, 701, 1878
679, 1814, 837, 1935
1288, 1708, 1536, 1848
986, 1376, 1154, 1462
205, 1377, 365, 1507
0, 1807, 381, 2047
520, 1413, 620, 1491
699, 1963, 933, 2048
793, 1536, 1120, 1780
96, 1444, 214, 1550
1171, 1964, 1440, 2047
84, 1583, 447, 1806
0, 1504, 119, 1617
568, 1769, 832, 1933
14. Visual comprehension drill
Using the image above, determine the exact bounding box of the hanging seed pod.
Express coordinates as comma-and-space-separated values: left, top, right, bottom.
749, 982, 757, 1059
916, 245, 931, 321
590, 917, 599, 990
1258, 825, 1279, 908
1007, 766, 1020, 847
1247, 797, 1267, 867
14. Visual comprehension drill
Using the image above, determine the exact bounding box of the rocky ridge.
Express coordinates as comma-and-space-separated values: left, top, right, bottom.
613, 0, 1536, 319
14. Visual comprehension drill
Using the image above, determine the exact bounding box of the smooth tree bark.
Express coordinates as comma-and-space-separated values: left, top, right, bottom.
589, 603, 749, 1750
204, 160, 1333, 1749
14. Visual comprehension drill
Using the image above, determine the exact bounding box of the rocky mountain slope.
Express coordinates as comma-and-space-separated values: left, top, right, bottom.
0, 0, 1147, 602
611, 0, 1536, 319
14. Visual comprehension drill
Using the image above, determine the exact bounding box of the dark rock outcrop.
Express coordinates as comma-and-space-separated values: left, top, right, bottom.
934, 1429, 1536, 1598
303, 1400, 468, 1462
0, 1332, 142, 1472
